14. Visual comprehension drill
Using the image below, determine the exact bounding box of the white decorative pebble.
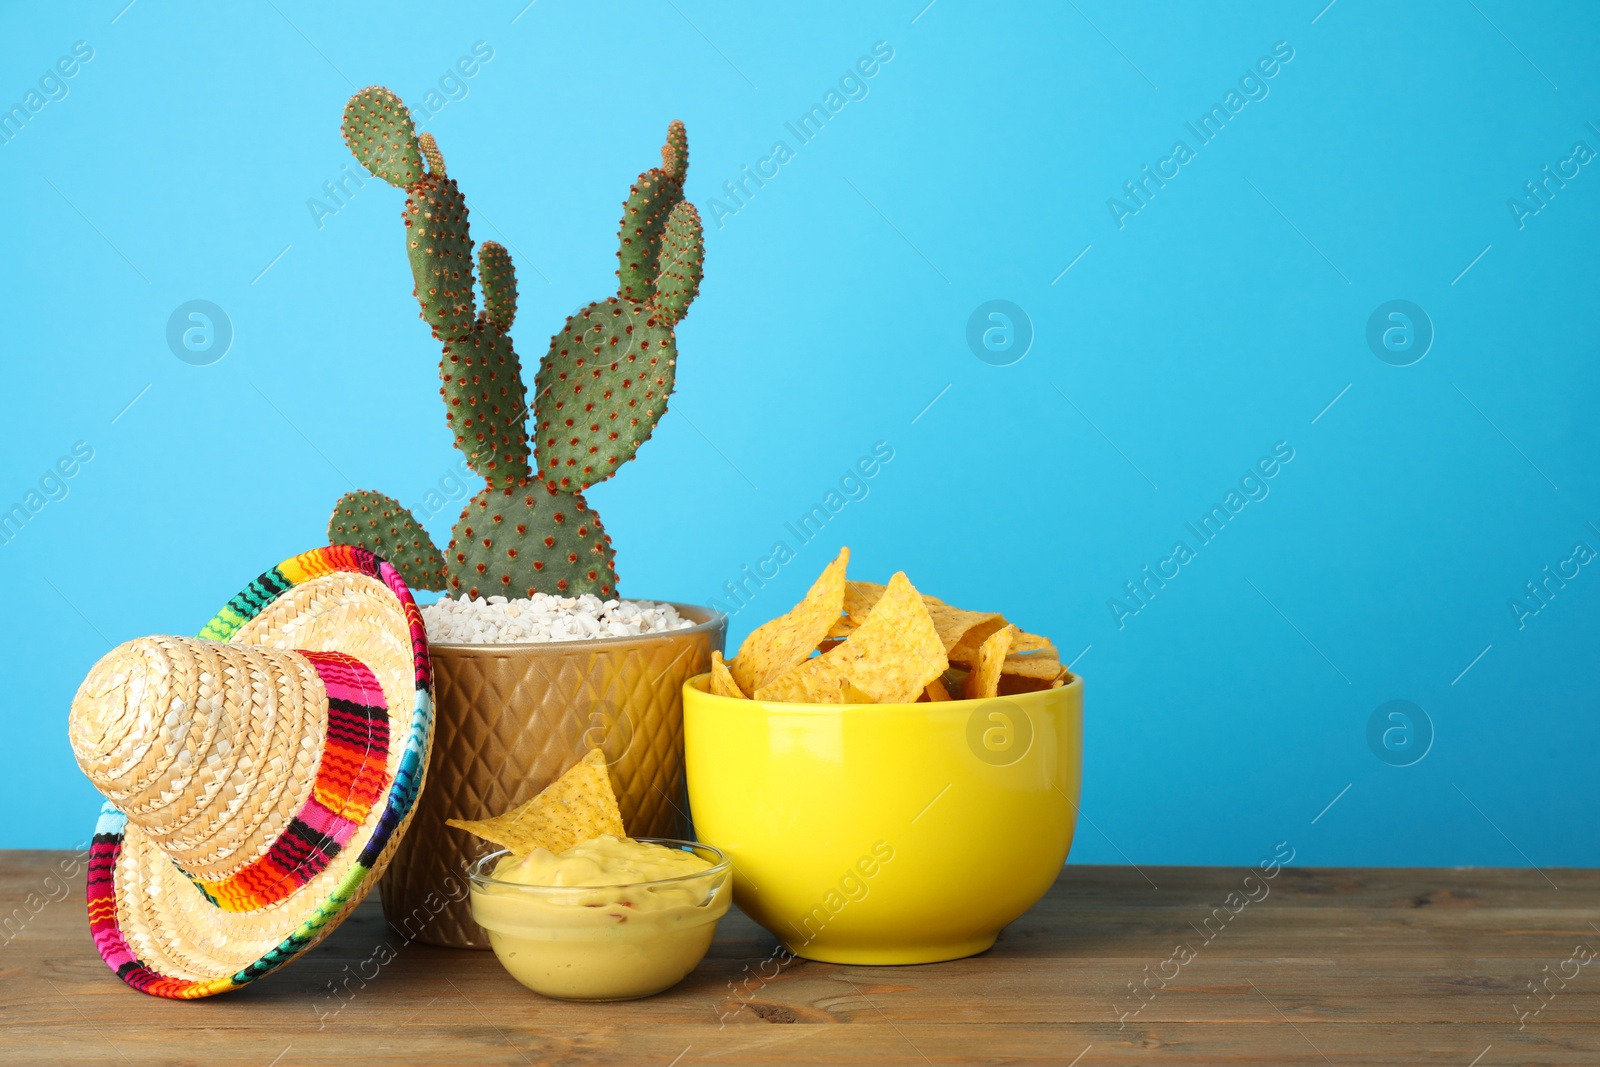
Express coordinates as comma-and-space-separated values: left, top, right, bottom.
420, 593, 695, 645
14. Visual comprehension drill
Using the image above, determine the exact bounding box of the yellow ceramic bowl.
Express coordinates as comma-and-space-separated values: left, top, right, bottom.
683, 675, 1082, 964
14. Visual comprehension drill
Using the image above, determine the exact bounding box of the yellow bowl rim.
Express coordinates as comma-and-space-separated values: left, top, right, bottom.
683, 670, 1082, 711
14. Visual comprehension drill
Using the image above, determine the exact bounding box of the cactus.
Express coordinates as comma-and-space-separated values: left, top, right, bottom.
328, 86, 703, 598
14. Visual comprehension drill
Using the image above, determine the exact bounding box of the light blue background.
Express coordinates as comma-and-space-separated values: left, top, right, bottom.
2, 0, 1595, 868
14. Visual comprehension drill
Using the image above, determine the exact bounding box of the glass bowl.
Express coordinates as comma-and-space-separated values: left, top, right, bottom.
466, 838, 732, 1001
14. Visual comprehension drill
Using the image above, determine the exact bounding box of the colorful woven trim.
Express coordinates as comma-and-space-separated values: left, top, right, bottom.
197, 545, 432, 693
86, 545, 433, 999
194, 650, 391, 912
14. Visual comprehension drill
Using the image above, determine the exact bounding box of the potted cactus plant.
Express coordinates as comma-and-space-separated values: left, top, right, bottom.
327, 87, 724, 948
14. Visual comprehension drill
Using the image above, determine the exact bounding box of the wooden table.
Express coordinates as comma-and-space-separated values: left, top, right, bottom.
2, 853, 1595, 1065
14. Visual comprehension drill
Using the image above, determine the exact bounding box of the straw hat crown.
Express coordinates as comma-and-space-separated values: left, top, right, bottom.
70, 636, 349, 884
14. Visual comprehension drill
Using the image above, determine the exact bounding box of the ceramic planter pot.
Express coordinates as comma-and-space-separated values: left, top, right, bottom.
380, 604, 725, 948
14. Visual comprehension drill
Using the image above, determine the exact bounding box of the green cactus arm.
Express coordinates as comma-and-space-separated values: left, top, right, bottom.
615, 170, 678, 304
440, 324, 533, 486
533, 299, 677, 492
405, 175, 478, 342
616, 130, 688, 306
343, 88, 425, 188
447, 482, 618, 598
478, 241, 517, 333
616, 122, 691, 303
328, 490, 448, 590
418, 132, 446, 177
653, 202, 703, 327
661, 119, 688, 181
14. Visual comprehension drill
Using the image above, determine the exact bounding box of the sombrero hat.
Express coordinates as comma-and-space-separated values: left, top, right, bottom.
68, 546, 432, 998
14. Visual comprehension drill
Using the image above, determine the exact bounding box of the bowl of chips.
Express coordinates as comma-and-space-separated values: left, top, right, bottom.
683, 549, 1082, 965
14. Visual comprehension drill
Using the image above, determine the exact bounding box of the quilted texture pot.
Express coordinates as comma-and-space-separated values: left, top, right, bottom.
379, 603, 725, 948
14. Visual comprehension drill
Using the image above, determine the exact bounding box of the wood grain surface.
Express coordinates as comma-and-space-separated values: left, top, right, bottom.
2, 852, 1595, 1066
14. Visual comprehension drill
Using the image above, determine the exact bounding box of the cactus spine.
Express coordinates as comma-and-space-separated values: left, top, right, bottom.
329, 87, 703, 598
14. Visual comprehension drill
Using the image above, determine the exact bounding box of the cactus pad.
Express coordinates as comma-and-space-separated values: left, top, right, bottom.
447, 483, 618, 598
616, 169, 682, 304
533, 298, 677, 492
329, 489, 448, 589
439, 324, 532, 486
405, 175, 477, 342
343, 87, 425, 188
478, 241, 517, 333
654, 202, 703, 327
661, 119, 689, 180
417, 132, 446, 177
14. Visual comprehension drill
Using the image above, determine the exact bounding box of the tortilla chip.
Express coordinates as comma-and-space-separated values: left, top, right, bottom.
832, 582, 988, 652
964, 624, 1016, 699
844, 580, 886, 615
949, 616, 1010, 665
926, 602, 1006, 654
756, 571, 947, 704
925, 677, 953, 702
826, 580, 886, 639
1002, 649, 1064, 680
754, 657, 851, 703
841, 679, 877, 704
837, 582, 947, 617
708, 650, 747, 698
730, 547, 849, 694
1011, 630, 1055, 654
446, 748, 624, 855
